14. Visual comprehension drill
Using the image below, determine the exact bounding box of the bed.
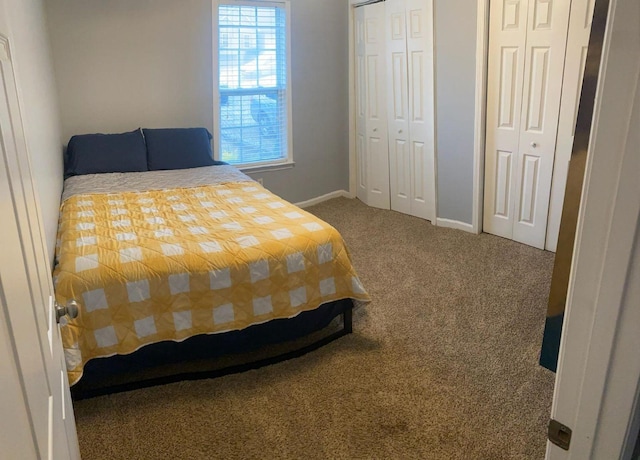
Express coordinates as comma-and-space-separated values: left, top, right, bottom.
53, 129, 370, 396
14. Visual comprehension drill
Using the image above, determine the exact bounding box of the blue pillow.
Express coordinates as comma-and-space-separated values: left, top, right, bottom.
65, 129, 148, 178
143, 128, 225, 171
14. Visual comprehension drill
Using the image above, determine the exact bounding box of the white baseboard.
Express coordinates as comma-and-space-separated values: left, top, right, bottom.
295, 190, 353, 209
436, 218, 475, 233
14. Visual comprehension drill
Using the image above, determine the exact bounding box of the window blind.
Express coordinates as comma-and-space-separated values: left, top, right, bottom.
218, 3, 289, 166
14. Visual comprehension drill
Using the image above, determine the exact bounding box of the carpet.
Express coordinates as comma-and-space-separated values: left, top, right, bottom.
73, 197, 556, 459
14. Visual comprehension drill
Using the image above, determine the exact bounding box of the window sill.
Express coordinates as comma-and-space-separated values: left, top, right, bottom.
238, 161, 295, 174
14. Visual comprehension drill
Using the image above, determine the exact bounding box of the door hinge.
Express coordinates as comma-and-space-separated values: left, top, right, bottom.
548, 419, 572, 450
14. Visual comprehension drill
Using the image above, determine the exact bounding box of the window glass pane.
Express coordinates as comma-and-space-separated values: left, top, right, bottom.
241, 6, 257, 26
220, 91, 286, 164
219, 6, 239, 25
218, 3, 288, 166
256, 8, 276, 27
219, 50, 240, 89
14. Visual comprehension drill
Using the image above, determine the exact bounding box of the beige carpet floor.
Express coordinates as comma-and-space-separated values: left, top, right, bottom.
73, 197, 556, 459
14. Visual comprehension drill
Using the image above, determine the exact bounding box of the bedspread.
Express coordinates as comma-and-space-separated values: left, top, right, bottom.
54, 167, 370, 385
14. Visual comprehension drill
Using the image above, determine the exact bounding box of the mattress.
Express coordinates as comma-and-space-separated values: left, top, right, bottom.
54, 166, 370, 385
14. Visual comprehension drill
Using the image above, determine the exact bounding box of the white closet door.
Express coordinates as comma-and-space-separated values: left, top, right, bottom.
483, 0, 529, 239
355, 6, 368, 204
405, 0, 435, 221
385, 0, 435, 221
484, 0, 572, 249
545, 0, 594, 252
386, 0, 412, 215
512, 0, 571, 249
364, 2, 390, 210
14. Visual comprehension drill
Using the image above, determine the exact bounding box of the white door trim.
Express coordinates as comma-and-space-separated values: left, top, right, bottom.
472, 0, 490, 235
547, 0, 640, 456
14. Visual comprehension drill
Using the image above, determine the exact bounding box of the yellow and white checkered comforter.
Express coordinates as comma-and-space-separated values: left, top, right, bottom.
54, 166, 370, 385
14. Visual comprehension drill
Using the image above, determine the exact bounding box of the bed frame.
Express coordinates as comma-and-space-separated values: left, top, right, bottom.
71, 299, 353, 400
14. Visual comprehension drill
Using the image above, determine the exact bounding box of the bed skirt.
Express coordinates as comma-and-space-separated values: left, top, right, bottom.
71, 298, 353, 399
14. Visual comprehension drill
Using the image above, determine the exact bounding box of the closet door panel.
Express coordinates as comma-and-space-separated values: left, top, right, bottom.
364, 2, 390, 210
392, 139, 411, 206
484, 0, 529, 239
368, 135, 390, 204
355, 0, 434, 219
494, 150, 513, 218
513, 0, 571, 249
406, 0, 435, 221
412, 141, 427, 206
386, 0, 411, 215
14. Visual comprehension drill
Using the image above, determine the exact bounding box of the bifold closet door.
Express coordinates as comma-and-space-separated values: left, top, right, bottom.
484, 0, 571, 249
355, 2, 390, 210
386, 0, 436, 221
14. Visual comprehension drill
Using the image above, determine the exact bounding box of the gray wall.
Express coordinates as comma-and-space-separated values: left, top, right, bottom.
46, 0, 479, 222
0, 0, 64, 265
434, 0, 477, 224
46, 0, 350, 203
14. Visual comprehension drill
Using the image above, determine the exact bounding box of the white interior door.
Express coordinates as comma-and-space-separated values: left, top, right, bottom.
484, 0, 572, 249
405, 0, 436, 222
484, 0, 529, 240
0, 36, 80, 460
545, 0, 594, 252
363, 2, 390, 210
512, 0, 571, 249
386, 0, 412, 215
385, 0, 435, 221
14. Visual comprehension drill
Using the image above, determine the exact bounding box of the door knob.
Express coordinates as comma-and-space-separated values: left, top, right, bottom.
373, 128, 378, 132
531, 142, 538, 148
398, 129, 403, 134
56, 300, 79, 323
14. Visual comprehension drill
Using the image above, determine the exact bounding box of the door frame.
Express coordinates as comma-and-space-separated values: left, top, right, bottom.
472, 0, 490, 235
545, 0, 640, 455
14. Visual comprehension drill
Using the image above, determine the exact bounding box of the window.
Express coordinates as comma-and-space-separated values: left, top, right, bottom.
215, 1, 292, 168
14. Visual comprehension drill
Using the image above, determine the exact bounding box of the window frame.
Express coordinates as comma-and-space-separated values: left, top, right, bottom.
212, 0, 294, 170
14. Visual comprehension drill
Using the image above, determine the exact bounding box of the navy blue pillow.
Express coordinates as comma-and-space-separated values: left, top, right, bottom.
65, 129, 148, 178
143, 128, 225, 171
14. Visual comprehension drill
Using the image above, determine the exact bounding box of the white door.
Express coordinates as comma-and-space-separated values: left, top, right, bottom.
545, 0, 594, 252
405, 0, 436, 222
484, 0, 529, 239
547, 0, 640, 455
0, 36, 80, 460
484, 0, 571, 249
386, 0, 412, 215
385, 0, 436, 222
363, 2, 390, 210
512, 0, 571, 248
